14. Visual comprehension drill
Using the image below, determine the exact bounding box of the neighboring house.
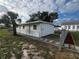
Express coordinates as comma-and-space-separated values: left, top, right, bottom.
54, 25, 62, 31
16, 20, 54, 37
61, 21, 79, 31
0, 23, 5, 28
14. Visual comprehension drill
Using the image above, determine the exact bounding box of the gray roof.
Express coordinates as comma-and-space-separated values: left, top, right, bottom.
18, 20, 53, 26
62, 21, 79, 25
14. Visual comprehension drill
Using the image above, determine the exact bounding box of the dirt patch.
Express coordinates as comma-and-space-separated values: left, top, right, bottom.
54, 50, 79, 59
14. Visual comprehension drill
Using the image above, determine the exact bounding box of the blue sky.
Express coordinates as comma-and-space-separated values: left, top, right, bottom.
59, 11, 79, 19
56, 0, 79, 20
0, 0, 79, 23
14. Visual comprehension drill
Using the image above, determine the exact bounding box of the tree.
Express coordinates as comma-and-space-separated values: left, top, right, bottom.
40, 12, 49, 22
28, 11, 58, 22
0, 11, 20, 36
7, 11, 18, 35
0, 15, 11, 27
49, 12, 58, 22
17, 19, 22, 24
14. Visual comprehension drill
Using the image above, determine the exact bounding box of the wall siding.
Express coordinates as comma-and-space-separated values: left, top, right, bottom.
39, 23, 54, 37
16, 23, 54, 37
16, 24, 40, 37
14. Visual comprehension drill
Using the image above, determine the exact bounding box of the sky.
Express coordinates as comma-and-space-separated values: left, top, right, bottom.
0, 0, 79, 23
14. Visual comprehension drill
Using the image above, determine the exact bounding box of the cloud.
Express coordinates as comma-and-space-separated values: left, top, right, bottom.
0, 0, 58, 23
1, 0, 79, 15
0, 5, 8, 17
0, 5, 8, 18
56, 0, 79, 13
2, 0, 56, 14
0, 0, 79, 22
0, 0, 5, 3
0, 5, 8, 12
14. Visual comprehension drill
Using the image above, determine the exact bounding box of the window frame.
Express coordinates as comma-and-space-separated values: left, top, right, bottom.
68, 25, 70, 29
23, 25, 25, 29
73, 25, 75, 29
77, 25, 79, 29
65, 26, 67, 29
33, 25, 37, 30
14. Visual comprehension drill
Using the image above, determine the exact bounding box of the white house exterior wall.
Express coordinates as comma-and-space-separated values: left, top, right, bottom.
28, 24, 40, 37
0, 23, 5, 27
16, 24, 40, 37
16, 23, 54, 37
39, 23, 54, 37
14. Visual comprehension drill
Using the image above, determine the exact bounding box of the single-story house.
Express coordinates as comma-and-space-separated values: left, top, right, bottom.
0, 23, 5, 28
16, 20, 54, 37
61, 21, 79, 31
54, 25, 62, 31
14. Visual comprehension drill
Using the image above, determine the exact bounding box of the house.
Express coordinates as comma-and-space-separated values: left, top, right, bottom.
0, 23, 5, 28
61, 21, 79, 31
16, 20, 54, 37
54, 25, 62, 31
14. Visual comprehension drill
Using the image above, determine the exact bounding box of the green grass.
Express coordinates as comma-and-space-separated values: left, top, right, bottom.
0, 29, 11, 37
0, 29, 79, 59
55, 31, 79, 46
0, 29, 27, 59
0, 29, 53, 59
70, 31, 79, 46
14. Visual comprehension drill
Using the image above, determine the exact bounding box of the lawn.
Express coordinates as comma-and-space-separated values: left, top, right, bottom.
70, 31, 79, 46
0, 29, 28, 59
55, 31, 79, 46
0, 29, 52, 59
0, 29, 79, 59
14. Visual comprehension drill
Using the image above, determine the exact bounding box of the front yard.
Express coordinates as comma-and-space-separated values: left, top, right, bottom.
0, 29, 27, 59
0, 29, 53, 59
0, 29, 79, 59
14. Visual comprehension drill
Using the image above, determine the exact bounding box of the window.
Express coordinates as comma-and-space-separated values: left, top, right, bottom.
65, 26, 67, 29
68, 26, 70, 29
33, 25, 37, 30
23, 26, 25, 29
77, 26, 79, 29
73, 25, 75, 29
